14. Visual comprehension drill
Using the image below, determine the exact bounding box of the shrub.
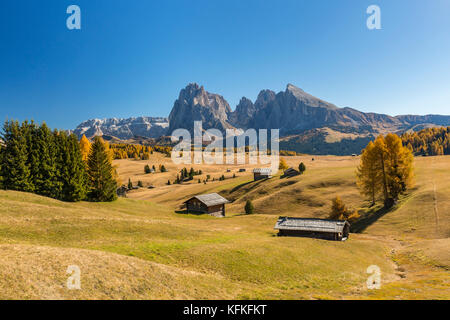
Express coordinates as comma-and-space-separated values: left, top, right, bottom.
298, 162, 306, 174
245, 200, 254, 214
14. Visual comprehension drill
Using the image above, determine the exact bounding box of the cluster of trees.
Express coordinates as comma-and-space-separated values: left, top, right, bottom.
279, 150, 298, 156
108, 142, 172, 160
401, 127, 450, 156
174, 167, 202, 184
109, 142, 154, 160
0, 121, 117, 202
357, 134, 414, 208
127, 178, 144, 189
144, 164, 167, 174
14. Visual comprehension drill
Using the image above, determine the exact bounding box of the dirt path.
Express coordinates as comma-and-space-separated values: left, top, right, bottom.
433, 181, 440, 234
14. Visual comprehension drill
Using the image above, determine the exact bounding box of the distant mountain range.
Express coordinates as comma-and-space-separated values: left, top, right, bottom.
72, 83, 450, 155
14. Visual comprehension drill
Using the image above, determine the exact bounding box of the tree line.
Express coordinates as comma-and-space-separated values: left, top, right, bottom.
0, 121, 117, 202
401, 126, 450, 156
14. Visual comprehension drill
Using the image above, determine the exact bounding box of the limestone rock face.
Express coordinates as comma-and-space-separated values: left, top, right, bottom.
168, 83, 233, 134
228, 97, 256, 128
73, 117, 169, 139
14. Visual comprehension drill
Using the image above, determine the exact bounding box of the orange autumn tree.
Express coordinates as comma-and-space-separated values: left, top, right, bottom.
357, 134, 414, 208
278, 157, 289, 170
79, 135, 91, 162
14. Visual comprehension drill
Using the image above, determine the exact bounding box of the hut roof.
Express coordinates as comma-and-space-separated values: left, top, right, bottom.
184, 193, 230, 207
253, 168, 272, 174
274, 217, 350, 233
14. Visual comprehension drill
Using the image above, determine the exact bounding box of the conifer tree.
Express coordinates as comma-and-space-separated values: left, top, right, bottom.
356, 141, 381, 206
245, 200, 254, 214
0, 120, 33, 192
0, 144, 4, 189
34, 123, 59, 198
79, 134, 91, 162
87, 137, 117, 202
61, 134, 88, 201
298, 162, 306, 174
23, 120, 38, 193
279, 157, 288, 170
357, 134, 414, 208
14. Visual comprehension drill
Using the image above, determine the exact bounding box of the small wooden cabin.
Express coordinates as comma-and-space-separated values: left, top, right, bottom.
184, 193, 230, 217
283, 167, 299, 177
274, 217, 350, 241
116, 185, 128, 198
253, 168, 272, 181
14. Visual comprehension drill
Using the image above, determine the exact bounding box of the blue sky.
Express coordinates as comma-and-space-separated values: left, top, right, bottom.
1, 0, 449, 129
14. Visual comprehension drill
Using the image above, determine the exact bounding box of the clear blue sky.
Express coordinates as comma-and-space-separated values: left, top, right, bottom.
1, 0, 449, 129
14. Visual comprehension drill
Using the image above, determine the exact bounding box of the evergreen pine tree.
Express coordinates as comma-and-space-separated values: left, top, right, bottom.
245, 200, 254, 214
22, 120, 38, 193
61, 134, 88, 201
0, 120, 33, 192
87, 137, 118, 202
35, 123, 59, 198
298, 162, 306, 174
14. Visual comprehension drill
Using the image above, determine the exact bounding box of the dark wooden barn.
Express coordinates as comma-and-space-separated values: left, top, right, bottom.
274, 217, 350, 241
283, 167, 300, 177
183, 193, 230, 217
253, 168, 272, 181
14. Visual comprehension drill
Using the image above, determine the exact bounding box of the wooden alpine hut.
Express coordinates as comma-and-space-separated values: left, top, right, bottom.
183, 193, 230, 217
274, 217, 350, 241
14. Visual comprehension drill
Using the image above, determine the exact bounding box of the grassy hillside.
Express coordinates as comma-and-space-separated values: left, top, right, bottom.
0, 154, 448, 299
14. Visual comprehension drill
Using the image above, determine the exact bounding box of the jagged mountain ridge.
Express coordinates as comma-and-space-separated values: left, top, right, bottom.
73, 116, 169, 139
73, 83, 450, 154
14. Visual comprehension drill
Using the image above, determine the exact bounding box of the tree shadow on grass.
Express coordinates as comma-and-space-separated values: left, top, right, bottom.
229, 180, 255, 193
351, 205, 394, 233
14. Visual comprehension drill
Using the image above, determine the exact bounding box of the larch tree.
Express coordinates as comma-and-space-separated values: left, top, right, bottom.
87, 136, 117, 202
279, 157, 289, 170
356, 141, 381, 206
79, 134, 91, 162
357, 134, 414, 208
384, 133, 414, 202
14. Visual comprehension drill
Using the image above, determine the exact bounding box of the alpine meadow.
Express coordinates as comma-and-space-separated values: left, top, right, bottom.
0, 0, 449, 306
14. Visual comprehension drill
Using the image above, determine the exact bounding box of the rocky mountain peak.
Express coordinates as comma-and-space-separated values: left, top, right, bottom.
168, 83, 233, 134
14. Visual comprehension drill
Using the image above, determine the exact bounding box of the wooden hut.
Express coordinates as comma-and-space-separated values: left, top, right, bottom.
274, 217, 350, 241
183, 193, 230, 217
253, 168, 272, 181
283, 167, 299, 177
